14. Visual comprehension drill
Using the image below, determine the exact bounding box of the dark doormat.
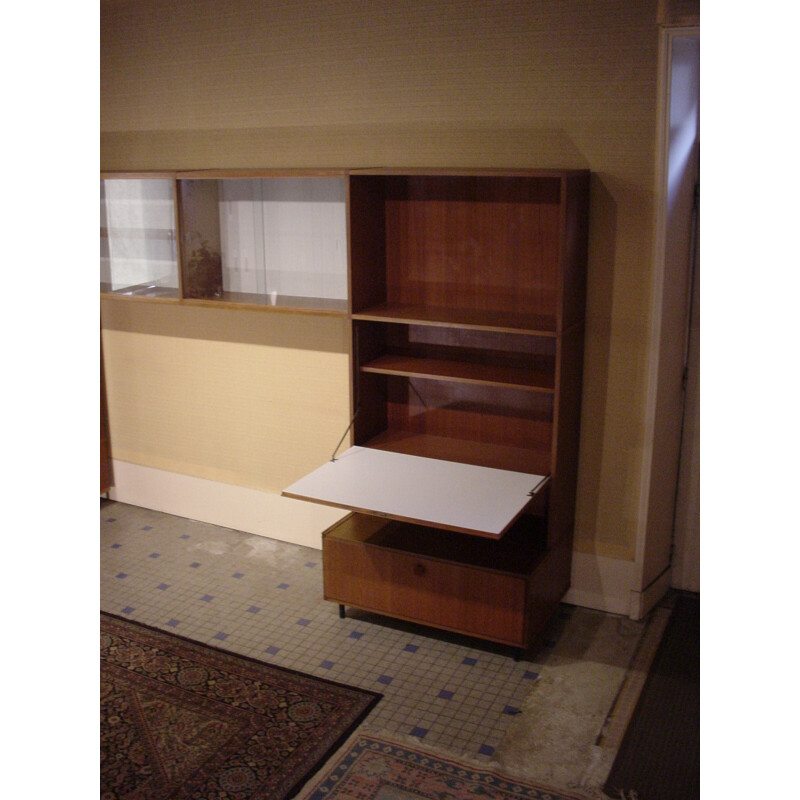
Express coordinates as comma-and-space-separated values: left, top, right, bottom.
603, 592, 699, 800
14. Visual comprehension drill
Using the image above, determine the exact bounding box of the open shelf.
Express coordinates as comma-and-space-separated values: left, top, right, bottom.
349, 173, 568, 328
178, 176, 348, 306
353, 368, 554, 476
360, 354, 554, 392
352, 303, 558, 336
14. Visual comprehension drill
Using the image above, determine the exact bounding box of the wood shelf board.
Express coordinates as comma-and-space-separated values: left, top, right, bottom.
101, 286, 181, 300
101, 171, 178, 179
349, 168, 587, 179
352, 303, 557, 335
282, 446, 548, 538
360, 353, 555, 392
101, 292, 349, 318
180, 292, 348, 315
101, 289, 347, 316
175, 169, 347, 179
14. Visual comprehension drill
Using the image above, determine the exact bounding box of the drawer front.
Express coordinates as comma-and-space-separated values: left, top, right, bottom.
323, 536, 527, 647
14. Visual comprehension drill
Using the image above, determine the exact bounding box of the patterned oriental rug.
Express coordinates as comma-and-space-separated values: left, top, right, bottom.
295, 733, 589, 800
100, 613, 381, 800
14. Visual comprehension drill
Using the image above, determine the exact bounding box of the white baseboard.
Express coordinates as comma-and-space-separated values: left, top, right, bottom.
628, 565, 672, 620
108, 460, 639, 614
564, 550, 638, 616
107, 460, 348, 550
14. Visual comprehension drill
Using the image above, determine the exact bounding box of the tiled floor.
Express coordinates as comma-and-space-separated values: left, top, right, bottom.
100, 499, 647, 783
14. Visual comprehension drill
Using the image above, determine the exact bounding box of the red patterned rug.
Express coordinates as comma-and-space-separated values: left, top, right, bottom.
100, 613, 381, 799
295, 733, 588, 800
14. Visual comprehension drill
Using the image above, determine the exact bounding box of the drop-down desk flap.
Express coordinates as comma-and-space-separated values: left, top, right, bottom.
282, 446, 549, 539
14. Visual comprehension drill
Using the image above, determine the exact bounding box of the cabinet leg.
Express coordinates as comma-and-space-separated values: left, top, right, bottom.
338, 604, 346, 619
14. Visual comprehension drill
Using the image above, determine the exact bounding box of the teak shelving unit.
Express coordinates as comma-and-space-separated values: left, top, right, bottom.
285, 168, 590, 652
100, 167, 590, 652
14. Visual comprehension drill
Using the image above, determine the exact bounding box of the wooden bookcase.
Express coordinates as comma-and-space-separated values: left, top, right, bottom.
100, 166, 590, 651
286, 168, 590, 652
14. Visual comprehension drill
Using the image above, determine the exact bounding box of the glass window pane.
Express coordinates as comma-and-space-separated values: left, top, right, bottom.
101, 178, 179, 295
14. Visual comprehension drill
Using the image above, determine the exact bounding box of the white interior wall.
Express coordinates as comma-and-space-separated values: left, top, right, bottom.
101, 179, 179, 290
218, 178, 348, 299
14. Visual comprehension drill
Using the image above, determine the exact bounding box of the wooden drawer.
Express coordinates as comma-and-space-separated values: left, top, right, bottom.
322, 514, 545, 648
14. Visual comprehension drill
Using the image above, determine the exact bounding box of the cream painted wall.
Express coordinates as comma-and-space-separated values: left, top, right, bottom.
101, 0, 661, 577
101, 298, 351, 491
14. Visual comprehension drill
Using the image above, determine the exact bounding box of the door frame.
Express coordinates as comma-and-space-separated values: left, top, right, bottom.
632, 25, 700, 617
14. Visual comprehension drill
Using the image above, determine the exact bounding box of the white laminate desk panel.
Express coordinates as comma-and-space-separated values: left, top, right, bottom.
282, 446, 548, 538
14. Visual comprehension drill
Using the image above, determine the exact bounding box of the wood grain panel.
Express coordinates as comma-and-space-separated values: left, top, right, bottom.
383, 175, 562, 317
323, 531, 528, 646
549, 323, 586, 548
348, 176, 387, 313
559, 173, 591, 332
384, 375, 553, 453
322, 513, 552, 647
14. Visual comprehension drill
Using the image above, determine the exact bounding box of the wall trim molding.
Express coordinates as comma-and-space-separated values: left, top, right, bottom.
634, 25, 700, 592
107, 460, 349, 550
564, 550, 637, 616
629, 565, 673, 621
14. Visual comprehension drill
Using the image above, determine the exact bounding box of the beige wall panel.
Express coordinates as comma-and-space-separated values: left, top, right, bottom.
101, 0, 661, 562
101, 299, 350, 492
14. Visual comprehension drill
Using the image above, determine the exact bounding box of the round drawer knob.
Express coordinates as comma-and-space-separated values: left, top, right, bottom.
413, 563, 427, 577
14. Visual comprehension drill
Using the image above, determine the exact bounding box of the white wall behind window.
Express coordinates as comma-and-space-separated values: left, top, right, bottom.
101, 179, 178, 291
219, 178, 347, 300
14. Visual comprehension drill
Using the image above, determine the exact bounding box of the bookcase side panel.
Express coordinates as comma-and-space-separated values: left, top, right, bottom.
548, 323, 586, 549
559, 172, 591, 332
349, 176, 388, 313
